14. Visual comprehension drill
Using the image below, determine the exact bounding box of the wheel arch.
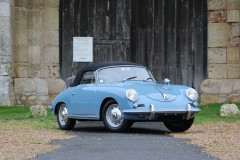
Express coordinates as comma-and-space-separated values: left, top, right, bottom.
99, 97, 117, 120
54, 102, 65, 114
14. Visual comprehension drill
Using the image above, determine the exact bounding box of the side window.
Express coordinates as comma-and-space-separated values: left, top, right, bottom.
80, 71, 95, 85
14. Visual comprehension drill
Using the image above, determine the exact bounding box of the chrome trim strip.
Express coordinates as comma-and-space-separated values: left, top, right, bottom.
70, 115, 99, 119
123, 110, 151, 114
123, 110, 187, 114
186, 104, 192, 120
149, 104, 155, 120
155, 110, 187, 114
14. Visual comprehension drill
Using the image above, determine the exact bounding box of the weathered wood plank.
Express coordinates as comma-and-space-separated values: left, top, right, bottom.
116, 0, 131, 39
164, 0, 177, 83
177, 0, 190, 86
109, 0, 117, 39
130, 0, 138, 63
193, 0, 204, 91
145, 0, 154, 70
188, 0, 194, 87
153, 0, 165, 82
60, 0, 74, 81
59, 0, 63, 78
202, 0, 208, 81
114, 41, 130, 61
135, 29, 147, 65
133, 0, 154, 67
94, 44, 112, 62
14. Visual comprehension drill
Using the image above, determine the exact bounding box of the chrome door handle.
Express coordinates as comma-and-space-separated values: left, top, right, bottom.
72, 93, 76, 95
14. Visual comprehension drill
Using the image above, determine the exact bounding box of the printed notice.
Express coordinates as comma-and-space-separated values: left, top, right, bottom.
73, 37, 93, 62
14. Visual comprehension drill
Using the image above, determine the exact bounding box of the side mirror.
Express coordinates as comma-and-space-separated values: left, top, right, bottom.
164, 78, 170, 85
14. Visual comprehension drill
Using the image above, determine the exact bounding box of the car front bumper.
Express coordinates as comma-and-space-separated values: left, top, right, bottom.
122, 104, 201, 121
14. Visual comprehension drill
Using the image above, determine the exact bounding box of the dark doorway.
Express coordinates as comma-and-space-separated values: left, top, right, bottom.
59, 0, 207, 91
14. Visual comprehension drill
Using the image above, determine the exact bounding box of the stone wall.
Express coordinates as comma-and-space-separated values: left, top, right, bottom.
0, 0, 14, 106
200, 0, 240, 104
13, 0, 64, 106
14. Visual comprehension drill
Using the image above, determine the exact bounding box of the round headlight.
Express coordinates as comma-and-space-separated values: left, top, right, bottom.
126, 89, 138, 102
186, 88, 198, 101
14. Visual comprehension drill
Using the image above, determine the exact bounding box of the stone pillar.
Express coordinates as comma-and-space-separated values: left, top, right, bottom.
13, 0, 64, 106
200, 0, 240, 104
0, 0, 14, 106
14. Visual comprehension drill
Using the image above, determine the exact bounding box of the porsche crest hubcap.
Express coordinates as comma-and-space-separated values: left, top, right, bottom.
106, 104, 123, 127
58, 104, 68, 126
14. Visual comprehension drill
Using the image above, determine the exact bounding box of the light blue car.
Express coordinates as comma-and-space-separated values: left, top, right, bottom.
49, 61, 201, 132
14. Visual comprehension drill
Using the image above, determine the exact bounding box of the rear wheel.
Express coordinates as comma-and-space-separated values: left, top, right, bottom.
102, 100, 131, 132
57, 103, 76, 130
164, 117, 194, 132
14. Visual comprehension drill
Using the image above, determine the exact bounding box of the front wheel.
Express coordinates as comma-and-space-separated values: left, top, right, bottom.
102, 100, 131, 132
57, 103, 76, 130
164, 117, 194, 132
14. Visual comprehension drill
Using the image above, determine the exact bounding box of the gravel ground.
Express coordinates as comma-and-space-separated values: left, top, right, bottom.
1, 120, 239, 160
0, 120, 75, 160
171, 122, 240, 160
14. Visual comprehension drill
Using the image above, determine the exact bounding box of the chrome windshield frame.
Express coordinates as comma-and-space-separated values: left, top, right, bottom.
96, 65, 156, 84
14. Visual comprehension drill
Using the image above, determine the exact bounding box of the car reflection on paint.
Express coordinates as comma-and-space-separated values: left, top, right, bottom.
49, 61, 201, 132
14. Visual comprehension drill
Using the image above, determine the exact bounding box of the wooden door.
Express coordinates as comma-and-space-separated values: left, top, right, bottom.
59, 0, 207, 91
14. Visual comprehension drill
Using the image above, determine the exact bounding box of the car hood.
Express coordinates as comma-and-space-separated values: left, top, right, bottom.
118, 81, 188, 102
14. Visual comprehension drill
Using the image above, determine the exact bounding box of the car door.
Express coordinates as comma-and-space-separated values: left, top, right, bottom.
70, 71, 98, 119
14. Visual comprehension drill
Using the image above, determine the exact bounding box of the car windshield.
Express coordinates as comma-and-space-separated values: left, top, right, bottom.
98, 66, 155, 83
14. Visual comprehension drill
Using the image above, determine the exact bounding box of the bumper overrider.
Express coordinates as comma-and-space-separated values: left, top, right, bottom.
48, 105, 55, 115
48, 105, 53, 110
123, 104, 201, 121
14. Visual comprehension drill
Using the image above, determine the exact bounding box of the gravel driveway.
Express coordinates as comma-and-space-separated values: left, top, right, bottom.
33, 121, 215, 160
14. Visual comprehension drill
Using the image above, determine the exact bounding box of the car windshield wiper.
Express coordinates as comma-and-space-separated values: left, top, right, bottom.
145, 77, 153, 81
123, 76, 137, 81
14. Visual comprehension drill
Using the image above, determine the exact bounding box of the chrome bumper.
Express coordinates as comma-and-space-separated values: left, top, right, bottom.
123, 104, 201, 120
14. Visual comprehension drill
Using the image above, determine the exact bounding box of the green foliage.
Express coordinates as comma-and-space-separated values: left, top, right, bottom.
0, 106, 30, 120
0, 106, 58, 129
194, 103, 240, 124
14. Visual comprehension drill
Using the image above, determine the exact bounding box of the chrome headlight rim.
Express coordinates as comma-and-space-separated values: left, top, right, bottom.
186, 88, 198, 101
126, 89, 138, 102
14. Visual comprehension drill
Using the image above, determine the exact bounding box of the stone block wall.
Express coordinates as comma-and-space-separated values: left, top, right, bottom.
200, 0, 240, 104
13, 0, 64, 106
0, 0, 14, 106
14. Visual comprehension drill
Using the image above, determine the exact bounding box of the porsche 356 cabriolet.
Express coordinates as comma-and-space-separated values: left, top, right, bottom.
49, 61, 201, 132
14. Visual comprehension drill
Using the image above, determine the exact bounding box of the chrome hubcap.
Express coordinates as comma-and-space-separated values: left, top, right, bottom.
59, 104, 68, 126
106, 104, 123, 127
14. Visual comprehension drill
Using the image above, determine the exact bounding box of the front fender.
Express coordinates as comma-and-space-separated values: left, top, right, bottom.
51, 88, 74, 114
96, 86, 133, 111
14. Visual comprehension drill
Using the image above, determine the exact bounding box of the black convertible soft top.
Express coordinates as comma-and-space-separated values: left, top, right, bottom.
70, 61, 143, 87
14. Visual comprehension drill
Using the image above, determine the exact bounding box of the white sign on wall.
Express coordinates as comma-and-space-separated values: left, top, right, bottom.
73, 37, 93, 62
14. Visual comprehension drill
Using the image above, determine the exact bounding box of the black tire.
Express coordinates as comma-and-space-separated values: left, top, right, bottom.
127, 121, 134, 128
57, 103, 76, 130
164, 117, 194, 132
102, 100, 131, 132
